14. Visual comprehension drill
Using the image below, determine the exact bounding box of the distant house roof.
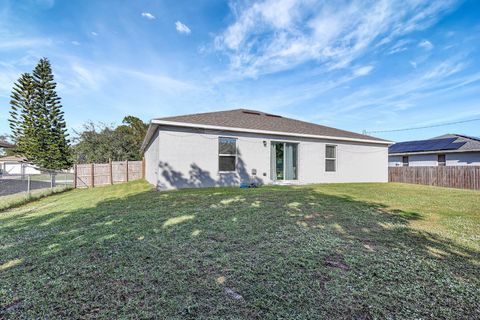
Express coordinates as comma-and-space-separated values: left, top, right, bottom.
0, 141, 14, 148
389, 134, 480, 155
0, 156, 27, 162
142, 109, 390, 150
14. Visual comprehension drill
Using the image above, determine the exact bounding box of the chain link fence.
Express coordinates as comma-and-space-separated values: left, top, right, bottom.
0, 164, 74, 209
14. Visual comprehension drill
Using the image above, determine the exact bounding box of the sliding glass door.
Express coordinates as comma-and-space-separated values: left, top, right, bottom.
271, 142, 298, 180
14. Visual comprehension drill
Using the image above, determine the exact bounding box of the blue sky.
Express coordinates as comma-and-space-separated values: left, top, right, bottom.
0, 0, 479, 142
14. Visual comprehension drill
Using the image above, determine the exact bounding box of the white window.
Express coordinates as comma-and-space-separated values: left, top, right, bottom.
325, 145, 336, 172
219, 137, 237, 172
402, 156, 409, 167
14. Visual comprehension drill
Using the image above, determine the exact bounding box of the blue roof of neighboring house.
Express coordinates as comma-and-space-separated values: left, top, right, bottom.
389, 134, 480, 154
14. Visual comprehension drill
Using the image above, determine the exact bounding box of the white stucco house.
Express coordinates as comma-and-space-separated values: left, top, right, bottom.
0, 156, 42, 176
141, 109, 391, 190
389, 134, 480, 167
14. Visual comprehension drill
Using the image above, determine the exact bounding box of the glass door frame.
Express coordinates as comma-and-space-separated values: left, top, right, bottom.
270, 141, 298, 181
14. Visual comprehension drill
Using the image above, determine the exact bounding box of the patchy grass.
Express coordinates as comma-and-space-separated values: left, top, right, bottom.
1, 181, 479, 319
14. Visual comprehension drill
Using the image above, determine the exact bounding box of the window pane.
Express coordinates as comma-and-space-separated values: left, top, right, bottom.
219, 137, 236, 154
438, 154, 446, 166
326, 159, 336, 172
326, 145, 336, 159
219, 156, 236, 171
402, 156, 409, 167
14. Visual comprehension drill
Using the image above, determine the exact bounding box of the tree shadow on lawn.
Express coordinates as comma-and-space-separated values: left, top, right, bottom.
1, 186, 479, 319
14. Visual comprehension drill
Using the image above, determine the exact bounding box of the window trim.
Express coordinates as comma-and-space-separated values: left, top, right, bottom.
218, 137, 237, 173
325, 144, 337, 172
402, 156, 409, 167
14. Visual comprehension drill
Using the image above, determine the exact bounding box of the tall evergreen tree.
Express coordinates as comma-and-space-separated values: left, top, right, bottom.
8, 58, 72, 170
32, 58, 72, 170
9, 73, 37, 158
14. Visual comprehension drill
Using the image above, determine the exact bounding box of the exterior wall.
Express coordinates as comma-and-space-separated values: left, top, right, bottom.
389, 154, 437, 167
388, 155, 403, 167
144, 126, 389, 190
389, 152, 480, 167
446, 152, 480, 166
144, 127, 160, 186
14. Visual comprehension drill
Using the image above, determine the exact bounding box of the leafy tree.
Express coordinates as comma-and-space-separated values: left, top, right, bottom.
73, 116, 148, 163
8, 58, 72, 170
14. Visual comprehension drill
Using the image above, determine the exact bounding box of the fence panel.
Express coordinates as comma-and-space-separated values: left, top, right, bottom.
112, 161, 127, 184
75, 164, 92, 188
1, 166, 74, 209
128, 161, 142, 181
93, 163, 111, 186
75, 159, 144, 188
389, 166, 480, 190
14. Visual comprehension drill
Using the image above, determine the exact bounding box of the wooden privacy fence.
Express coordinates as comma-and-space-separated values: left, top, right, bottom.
389, 166, 480, 190
74, 160, 145, 188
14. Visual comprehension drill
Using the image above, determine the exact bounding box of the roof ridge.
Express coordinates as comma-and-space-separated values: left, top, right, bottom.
156, 108, 253, 120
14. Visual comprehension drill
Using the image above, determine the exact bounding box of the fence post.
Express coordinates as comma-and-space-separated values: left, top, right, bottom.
90, 163, 95, 188
142, 157, 146, 179
50, 172, 55, 189
125, 160, 129, 182
109, 158, 113, 185
74, 164, 77, 188
27, 175, 31, 197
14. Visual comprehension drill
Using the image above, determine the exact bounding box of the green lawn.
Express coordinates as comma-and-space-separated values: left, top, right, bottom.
1, 181, 479, 319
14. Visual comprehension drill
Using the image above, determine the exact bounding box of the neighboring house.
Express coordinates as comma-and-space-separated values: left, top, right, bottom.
0, 156, 41, 175
0, 141, 14, 148
388, 134, 480, 167
141, 109, 391, 190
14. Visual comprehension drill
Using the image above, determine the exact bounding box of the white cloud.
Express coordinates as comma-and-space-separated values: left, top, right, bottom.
71, 41, 80, 46
119, 68, 197, 91
353, 65, 374, 76
328, 56, 471, 115
0, 38, 53, 50
214, 0, 459, 77
409, 60, 417, 68
387, 39, 412, 55
141, 12, 155, 20
175, 21, 191, 34
422, 59, 465, 80
70, 63, 104, 90
91, 32, 98, 36
418, 39, 433, 50
56, 62, 197, 96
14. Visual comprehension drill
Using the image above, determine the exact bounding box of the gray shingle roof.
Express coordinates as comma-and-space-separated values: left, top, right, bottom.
0, 141, 14, 148
389, 134, 480, 154
156, 109, 388, 142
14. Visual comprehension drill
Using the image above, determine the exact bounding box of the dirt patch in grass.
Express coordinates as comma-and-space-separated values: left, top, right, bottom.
324, 255, 349, 270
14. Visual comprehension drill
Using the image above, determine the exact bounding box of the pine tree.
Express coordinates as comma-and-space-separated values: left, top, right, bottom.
8, 73, 37, 158
32, 58, 72, 170
8, 58, 72, 170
